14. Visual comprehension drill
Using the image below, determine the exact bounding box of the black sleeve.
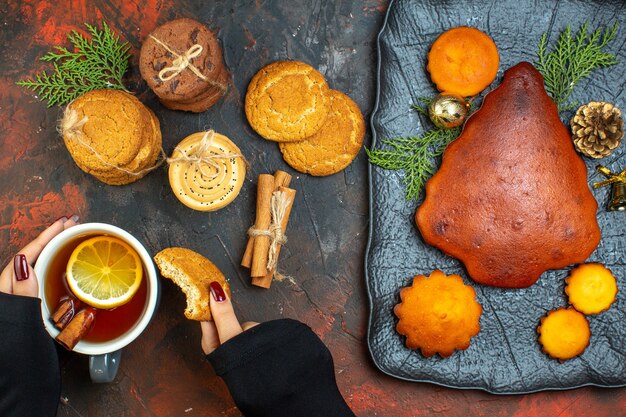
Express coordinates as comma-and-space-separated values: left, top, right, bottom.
206, 318, 355, 417
0, 292, 60, 417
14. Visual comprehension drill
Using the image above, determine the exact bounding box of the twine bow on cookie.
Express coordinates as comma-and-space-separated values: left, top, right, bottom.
166, 130, 245, 178
247, 191, 292, 271
593, 165, 626, 189
148, 35, 227, 91
149, 35, 207, 82
59, 107, 88, 138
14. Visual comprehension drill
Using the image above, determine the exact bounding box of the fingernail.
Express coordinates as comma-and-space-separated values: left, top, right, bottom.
54, 216, 68, 224
70, 214, 80, 223
14, 254, 29, 281
209, 281, 226, 302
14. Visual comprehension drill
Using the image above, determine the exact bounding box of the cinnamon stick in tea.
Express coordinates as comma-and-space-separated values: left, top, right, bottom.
241, 170, 291, 268
252, 186, 296, 288
51, 295, 82, 330
56, 307, 97, 351
250, 174, 276, 277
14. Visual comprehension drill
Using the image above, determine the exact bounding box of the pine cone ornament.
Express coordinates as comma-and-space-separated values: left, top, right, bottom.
571, 101, 624, 159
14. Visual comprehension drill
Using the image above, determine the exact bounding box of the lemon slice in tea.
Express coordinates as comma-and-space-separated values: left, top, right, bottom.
66, 236, 143, 309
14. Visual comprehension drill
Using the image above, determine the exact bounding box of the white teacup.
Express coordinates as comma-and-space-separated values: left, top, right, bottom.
34, 223, 159, 383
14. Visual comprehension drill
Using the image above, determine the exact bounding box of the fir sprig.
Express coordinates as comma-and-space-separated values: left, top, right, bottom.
17, 22, 131, 107
367, 100, 471, 201
535, 21, 619, 112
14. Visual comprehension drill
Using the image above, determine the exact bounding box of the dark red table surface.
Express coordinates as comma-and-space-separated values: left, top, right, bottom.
1, 1, 624, 416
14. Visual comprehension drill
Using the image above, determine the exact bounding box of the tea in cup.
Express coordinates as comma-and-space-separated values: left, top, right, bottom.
34, 223, 159, 383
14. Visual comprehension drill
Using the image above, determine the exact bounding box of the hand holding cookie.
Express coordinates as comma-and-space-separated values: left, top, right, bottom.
154, 247, 231, 321
199, 281, 259, 355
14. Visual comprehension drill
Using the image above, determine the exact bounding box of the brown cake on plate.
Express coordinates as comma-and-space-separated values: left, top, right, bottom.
416, 62, 601, 288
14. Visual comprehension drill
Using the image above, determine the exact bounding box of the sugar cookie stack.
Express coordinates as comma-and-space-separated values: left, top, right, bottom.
60, 89, 162, 185
245, 60, 365, 176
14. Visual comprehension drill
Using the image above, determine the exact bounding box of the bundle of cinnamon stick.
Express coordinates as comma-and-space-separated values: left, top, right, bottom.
241, 170, 296, 288
51, 295, 97, 350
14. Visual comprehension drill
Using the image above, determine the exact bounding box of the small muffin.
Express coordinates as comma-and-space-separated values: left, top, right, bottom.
140, 18, 228, 112
279, 90, 365, 176
538, 307, 590, 361
565, 263, 618, 315
394, 270, 482, 358
168, 131, 246, 211
245, 60, 330, 142
154, 247, 231, 321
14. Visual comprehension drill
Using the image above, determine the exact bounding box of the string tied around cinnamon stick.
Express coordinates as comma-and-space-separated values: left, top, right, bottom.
166, 130, 247, 178
247, 190, 293, 271
59, 106, 166, 177
148, 35, 227, 92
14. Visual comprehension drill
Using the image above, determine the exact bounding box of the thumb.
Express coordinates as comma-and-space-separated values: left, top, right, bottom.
209, 281, 243, 345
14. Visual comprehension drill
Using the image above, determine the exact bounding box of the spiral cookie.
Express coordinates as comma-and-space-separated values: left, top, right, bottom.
168, 131, 246, 211
245, 60, 330, 142
279, 90, 365, 176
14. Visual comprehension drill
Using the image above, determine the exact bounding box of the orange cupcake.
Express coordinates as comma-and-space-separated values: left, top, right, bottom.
394, 270, 482, 358
565, 263, 618, 315
537, 307, 590, 361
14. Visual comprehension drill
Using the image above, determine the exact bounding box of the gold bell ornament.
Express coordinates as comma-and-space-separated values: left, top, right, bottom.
593, 165, 626, 211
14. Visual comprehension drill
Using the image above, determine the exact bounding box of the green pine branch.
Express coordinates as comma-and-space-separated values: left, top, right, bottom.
535, 21, 619, 112
17, 21, 131, 107
367, 99, 471, 201
366, 126, 462, 201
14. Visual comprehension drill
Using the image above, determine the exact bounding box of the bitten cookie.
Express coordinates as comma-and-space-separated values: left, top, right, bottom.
154, 247, 231, 321
279, 90, 365, 176
245, 60, 330, 142
140, 18, 228, 112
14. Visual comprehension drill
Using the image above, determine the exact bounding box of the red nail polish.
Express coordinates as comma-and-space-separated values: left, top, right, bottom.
209, 281, 226, 302
14, 254, 29, 281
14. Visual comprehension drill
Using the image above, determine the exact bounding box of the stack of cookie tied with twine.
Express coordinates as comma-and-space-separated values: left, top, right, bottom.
60, 89, 162, 185
140, 18, 229, 113
245, 60, 365, 176
167, 130, 247, 212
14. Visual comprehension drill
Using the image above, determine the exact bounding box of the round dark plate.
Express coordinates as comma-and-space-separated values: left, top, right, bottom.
366, 0, 626, 394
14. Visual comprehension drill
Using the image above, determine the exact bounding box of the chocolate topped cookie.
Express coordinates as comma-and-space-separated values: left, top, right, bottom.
140, 18, 228, 111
